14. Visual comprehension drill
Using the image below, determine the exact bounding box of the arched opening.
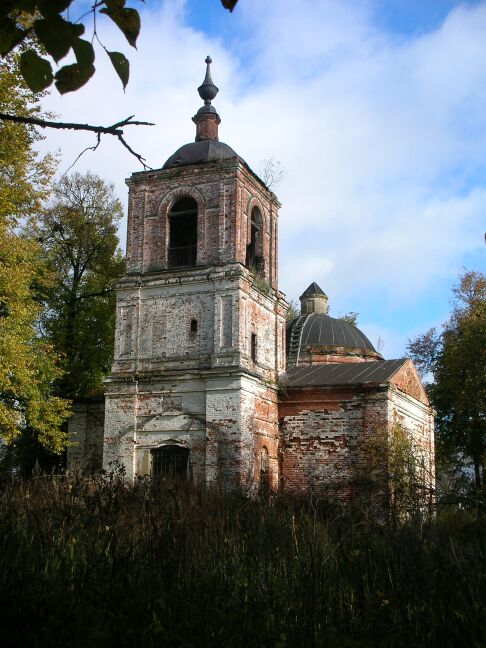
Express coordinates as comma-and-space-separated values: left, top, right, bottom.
168, 197, 197, 267
151, 445, 189, 479
260, 446, 269, 493
190, 319, 198, 335
246, 206, 264, 274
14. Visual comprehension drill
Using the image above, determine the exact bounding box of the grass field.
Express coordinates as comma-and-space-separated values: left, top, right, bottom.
1, 472, 485, 647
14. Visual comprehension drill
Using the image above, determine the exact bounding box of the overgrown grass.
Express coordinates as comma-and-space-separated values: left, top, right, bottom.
1, 473, 485, 647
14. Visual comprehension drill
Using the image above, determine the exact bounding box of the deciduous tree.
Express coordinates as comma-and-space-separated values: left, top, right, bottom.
407, 270, 486, 490
37, 171, 124, 399
0, 52, 69, 456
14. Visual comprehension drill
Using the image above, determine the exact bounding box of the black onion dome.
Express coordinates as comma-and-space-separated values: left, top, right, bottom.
286, 313, 379, 359
163, 140, 238, 169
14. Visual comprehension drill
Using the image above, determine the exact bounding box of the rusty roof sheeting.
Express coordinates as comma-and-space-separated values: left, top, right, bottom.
284, 359, 407, 387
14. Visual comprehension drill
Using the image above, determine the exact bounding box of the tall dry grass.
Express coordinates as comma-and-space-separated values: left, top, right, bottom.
0, 471, 485, 647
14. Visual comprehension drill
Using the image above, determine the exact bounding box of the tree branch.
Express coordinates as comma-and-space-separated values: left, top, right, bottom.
0, 112, 154, 170
0, 112, 154, 134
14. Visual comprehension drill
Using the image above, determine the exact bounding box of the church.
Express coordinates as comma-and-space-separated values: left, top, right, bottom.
67, 58, 434, 499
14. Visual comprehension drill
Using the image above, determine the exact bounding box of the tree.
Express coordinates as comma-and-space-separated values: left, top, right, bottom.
0, 51, 70, 456
338, 312, 358, 326
286, 299, 299, 320
407, 270, 486, 490
37, 172, 124, 399
258, 158, 285, 189
0, 1, 240, 164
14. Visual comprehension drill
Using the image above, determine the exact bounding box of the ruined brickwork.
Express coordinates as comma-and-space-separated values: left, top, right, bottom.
279, 386, 386, 497
67, 59, 434, 501
101, 152, 286, 490
279, 362, 434, 498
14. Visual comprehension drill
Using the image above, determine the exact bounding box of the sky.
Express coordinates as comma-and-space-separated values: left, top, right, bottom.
38, 0, 485, 358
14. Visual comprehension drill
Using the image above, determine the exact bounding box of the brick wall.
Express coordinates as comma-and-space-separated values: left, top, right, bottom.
279, 377, 434, 500
101, 155, 286, 490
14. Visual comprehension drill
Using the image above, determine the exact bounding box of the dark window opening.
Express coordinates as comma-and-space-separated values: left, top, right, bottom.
246, 206, 265, 274
190, 319, 198, 334
168, 197, 197, 268
151, 445, 189, 479
260, 447, 269, 494
251, 333, 258, 362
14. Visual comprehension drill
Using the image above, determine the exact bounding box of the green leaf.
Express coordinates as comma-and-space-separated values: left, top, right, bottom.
0, 17, 27, 56
72, 38, 95, 71
107, 51, 129, 90
221, 0, 239, 11
100, 7, 140, 48
38, 0, 72, 18
104, 0, 126, 9
34, 17, 72, 62
55, 62, 95, 94
19, 49, 53, 92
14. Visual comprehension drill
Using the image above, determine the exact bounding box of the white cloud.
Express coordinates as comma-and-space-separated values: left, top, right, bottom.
37, 0, 486, 355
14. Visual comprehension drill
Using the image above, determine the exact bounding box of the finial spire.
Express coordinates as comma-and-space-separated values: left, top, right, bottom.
193, 56, 221, 142
198, 56, 219, 105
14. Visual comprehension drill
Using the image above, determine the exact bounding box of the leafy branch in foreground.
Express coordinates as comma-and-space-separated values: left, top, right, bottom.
1, 1, 240, 95
1, 1, 141, 94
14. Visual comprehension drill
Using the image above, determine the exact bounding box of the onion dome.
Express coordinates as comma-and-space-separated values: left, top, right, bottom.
286, 283, 382, 366
163, 56, 240, 169
197, 56, 219, 104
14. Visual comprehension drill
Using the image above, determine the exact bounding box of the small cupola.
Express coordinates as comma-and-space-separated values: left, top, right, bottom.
299, 282, 329, 314
192, 56, 221, 142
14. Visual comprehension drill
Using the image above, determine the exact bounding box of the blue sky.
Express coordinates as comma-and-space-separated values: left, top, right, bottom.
40, 0, 485, 358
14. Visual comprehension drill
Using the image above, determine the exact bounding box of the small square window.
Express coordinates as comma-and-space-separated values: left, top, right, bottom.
190, 319, 198, 334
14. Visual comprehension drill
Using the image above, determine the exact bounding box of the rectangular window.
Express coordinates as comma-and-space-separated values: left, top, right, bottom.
119, 305, 134, 356
220, 296, 232, 348
251, 333, 258, 362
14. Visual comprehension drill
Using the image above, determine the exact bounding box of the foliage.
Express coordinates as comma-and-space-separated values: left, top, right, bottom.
0, 474, 485, 648
258, 157, 285, 189
286, 298, 299, 320
0, 230, 70, 452
0, 51, 56, 224
356, 423, 434, 522
1, 1, 240, 95
0, 51, 69, 454
407, 270, 486, 490
339, 311, 358, 325
250, 268, 273, 297
36, 171, 124, 399
1, 1, 140, 94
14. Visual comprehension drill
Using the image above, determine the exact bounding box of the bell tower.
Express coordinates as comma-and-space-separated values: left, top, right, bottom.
103, 58, 287, 490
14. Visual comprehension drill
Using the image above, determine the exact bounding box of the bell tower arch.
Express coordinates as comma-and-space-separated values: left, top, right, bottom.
103, 57, 287, 491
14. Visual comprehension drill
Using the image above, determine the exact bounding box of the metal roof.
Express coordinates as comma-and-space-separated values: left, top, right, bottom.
163, 140, 238, 169
284, 359, 407, 387
300, 282, 326, 297
286, 313, 378, 353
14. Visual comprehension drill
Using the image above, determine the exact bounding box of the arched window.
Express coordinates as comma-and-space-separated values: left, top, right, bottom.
168, 197, 197, 267
246, 206, 264, 274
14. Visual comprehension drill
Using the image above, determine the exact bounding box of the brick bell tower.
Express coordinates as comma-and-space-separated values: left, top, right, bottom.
103, 57, 287, 490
